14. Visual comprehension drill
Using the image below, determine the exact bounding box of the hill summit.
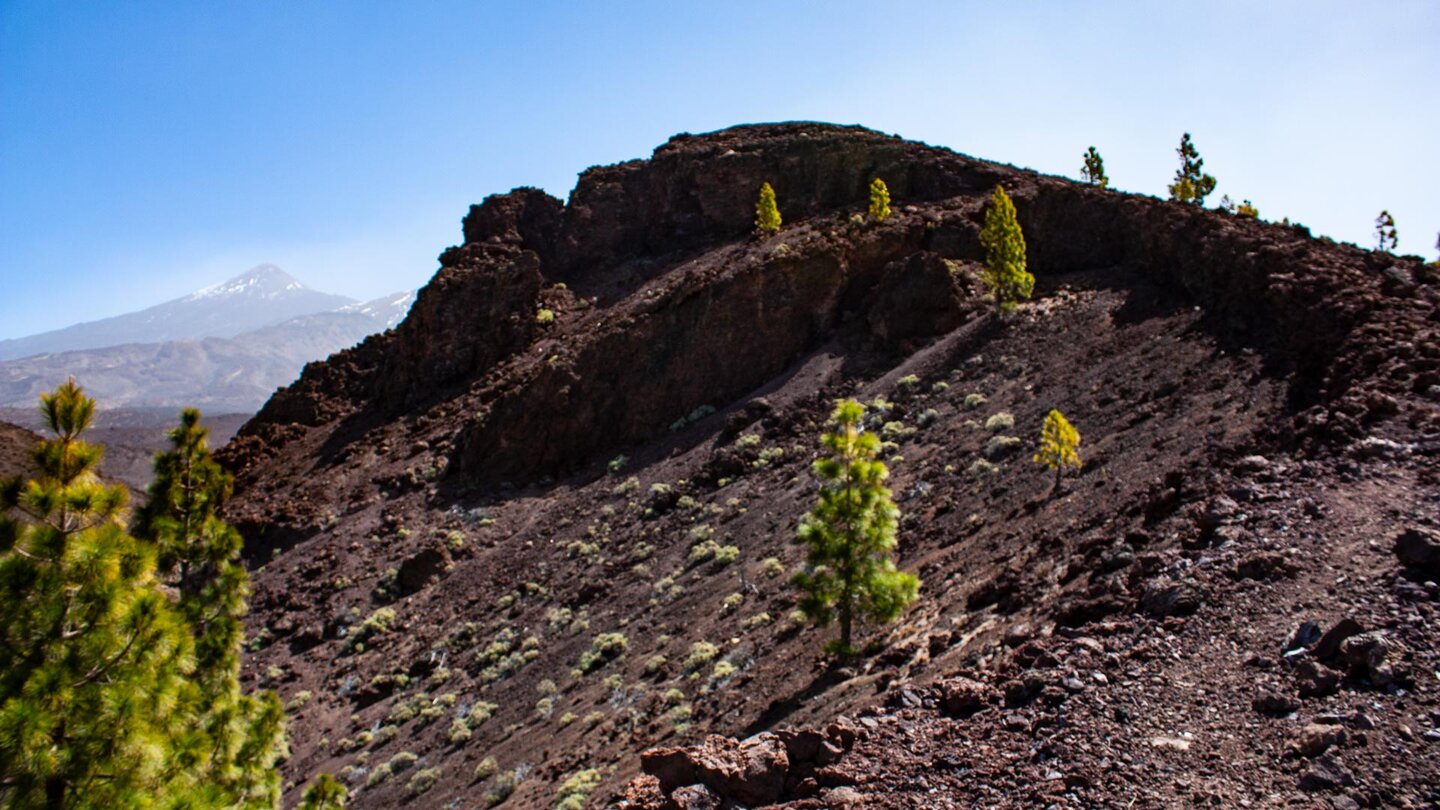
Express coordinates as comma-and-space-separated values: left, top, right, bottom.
218, 123, 1439, 808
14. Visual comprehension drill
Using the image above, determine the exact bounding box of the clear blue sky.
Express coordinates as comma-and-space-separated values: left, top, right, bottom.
2, 1, 1436, 339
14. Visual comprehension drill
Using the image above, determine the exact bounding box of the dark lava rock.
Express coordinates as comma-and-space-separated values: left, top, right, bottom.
1298, 754, 1355, 791
1295, 660, 1341, 699
1232, 550, 1299, 581
1313, 618, 1364, 662
642, 733, 790, 807
1395, 527, 1440, 576
1253, 688, 1301, 717
1339, 631, 1397, 685
938, 677, 994, 719
1140, 576, 1202, 618
1283, 620, 1323, 655
396, 544, 451, 597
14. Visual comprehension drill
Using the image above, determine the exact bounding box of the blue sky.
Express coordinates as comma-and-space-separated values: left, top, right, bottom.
1, 1, 1436, 339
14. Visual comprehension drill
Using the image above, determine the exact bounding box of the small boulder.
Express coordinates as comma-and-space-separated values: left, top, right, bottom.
1283, 620, 1323, 655
1232, 551, 1299, 582
1297, 754, 1354, 792
1140, 576, 1202, 618
938, 677, 993, 719
1253, 688, 1301, 717
1291, 723, 1346, 758
1313, 619, 1364, 663
670, 784, 723, 810
1295, 660, 1341, 699
1395, 527, 1440, 576
395, 544, 451, 597
1339, 631, 1397, 685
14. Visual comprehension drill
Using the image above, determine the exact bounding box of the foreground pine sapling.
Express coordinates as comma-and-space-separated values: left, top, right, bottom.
135, 407, 287, 808
0, 380, 197, 808
792, 399, 919, 656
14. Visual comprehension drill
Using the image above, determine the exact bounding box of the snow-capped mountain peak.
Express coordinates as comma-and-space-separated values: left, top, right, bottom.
187, 264, 309, 301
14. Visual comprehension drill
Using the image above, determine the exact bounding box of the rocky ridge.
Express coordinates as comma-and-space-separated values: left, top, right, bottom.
217, 123, 1440, 808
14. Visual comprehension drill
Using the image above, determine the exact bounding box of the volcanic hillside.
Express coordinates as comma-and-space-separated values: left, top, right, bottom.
219, 124, 1440, 809
0, 421, 39, 479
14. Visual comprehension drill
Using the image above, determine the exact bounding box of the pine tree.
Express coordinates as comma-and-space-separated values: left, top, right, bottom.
296, 773, 347, 810
1167, 132, 1216, 206
1374, 210, 1398, 252
979, 184, 1034, 316
792, 399, 919, 656
868, 178, 891, 221
134, 408, 287, 809
1080, 146, 1108, 188
0, 380, 197, 809
755, 182, 781, 235
1034, 409, 1081, 494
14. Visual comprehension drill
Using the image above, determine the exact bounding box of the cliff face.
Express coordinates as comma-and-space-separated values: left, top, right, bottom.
218, 124, 1440, 809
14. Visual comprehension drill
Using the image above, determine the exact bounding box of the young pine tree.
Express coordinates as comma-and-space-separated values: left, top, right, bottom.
1374, 210, 1398, 252
979, 184, 1034, 316
1034, 409, 1081, 494
755, 182, 782, 235
792, 399, 919, 656
868, 177, 891, 221
0, 380, 197, 809
1080, 146, 1108, 188
134, 408, 287, 810
296, 773, 348, 810
1167, 132, 1216, 206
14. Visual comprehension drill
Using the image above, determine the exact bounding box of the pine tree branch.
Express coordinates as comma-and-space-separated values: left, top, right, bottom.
70, 616, 150, 688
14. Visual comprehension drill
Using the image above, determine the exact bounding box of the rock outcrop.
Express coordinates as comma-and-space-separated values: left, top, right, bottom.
215, 123, 1440, 809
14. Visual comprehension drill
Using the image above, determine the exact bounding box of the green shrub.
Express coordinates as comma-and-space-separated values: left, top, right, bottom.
407, 767, 442, 796
963, 392, 987, 410
468, 701, 499, 726
448, 716, 472, 744
577, 632, 628, 673
607, 454, 628, 473
983, 434, 1022, 459
388, 751, 418, 773
474, 756, 499, 781
984, 412, 1014, 432
344, 607, 397, 653
555, 768, 603, 810
485, 771, 519, 806
743, 612, 774, 629
896, 373, 919, 391
685, 641, 719, 671
734, 433, 762, 449
643, 654, 668, 675
761, 557, 784, 578
536, 308, 556, 325
365, 763, 393, 787
712, 545, 740, 565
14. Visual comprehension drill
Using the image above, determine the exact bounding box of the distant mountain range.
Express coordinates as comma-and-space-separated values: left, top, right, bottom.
0, 265, 414, 412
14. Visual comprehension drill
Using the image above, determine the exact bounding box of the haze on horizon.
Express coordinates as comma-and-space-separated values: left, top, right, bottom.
1, 0, 1436, 340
